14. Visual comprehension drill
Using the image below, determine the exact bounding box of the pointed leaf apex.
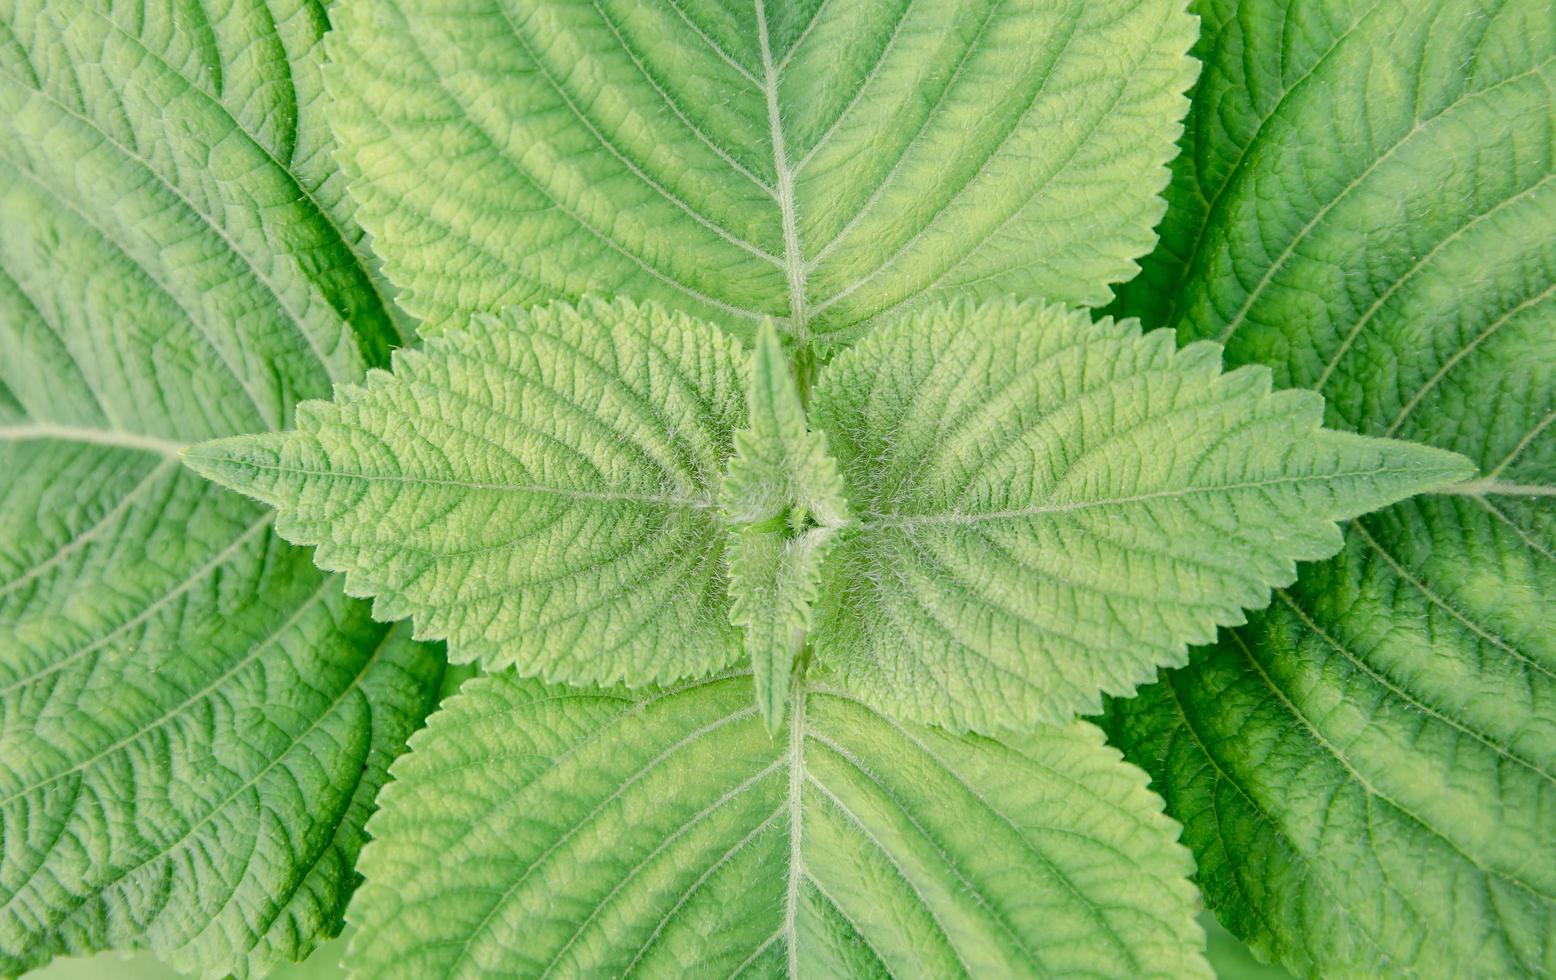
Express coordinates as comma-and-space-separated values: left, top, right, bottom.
748, 320, 803, 430
754, 655, 789, 737
806, 300, 1494, 732
755, 318, 785, 357
181, 433, 293, 504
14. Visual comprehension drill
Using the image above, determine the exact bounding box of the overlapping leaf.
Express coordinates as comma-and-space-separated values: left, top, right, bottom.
187, 299, 749, 687
195, 296, 1474, 738
809, 300, 1473, 731
324, 0, 1198, 342
725, 529, 837, 736
0, 1, 443, 976
16, 0, 1517, 976
343, 671, 1211, 979
1108, 0, 1556, 974
722, 323, 847, 732
721, 324, 847, 528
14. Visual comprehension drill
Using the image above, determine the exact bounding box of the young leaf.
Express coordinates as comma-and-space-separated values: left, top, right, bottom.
809, 300, 1475, 732
721, 323, 847, 528
726, 527, 838, 735
186, 299, 749, 687
721, 322, 848, 732
325, 0, 1198, 342
344, 671, 1212, 979
1107, 0, 1556, 974
0, 1, 441, 974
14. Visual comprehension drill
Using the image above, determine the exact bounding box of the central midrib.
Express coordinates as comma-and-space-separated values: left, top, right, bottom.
781, 674, 808, 978
754, 0, 811, 346
753, 16, 821, 974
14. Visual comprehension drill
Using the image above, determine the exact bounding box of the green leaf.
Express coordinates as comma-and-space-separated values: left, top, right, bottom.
808, 300, 1475, 732
324, 0, 1198, 343
721, 323, 847, 528
0, 0, 441, 975
726, 527, 838, 735
1107, 0, 1556, 975
720, 322, 848, 733
186, 299, 749, 687
344, 671, 1212, 979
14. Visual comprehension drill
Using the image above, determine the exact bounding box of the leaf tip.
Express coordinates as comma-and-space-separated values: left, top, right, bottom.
751, 653, 788, 738
761, 701, 787, 739
180, 433, 288, 500
750, 318, 789, 391
1375, 439, 1480, 500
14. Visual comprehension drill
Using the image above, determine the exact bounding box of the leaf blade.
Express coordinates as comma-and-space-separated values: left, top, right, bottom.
1107, 0, 1556, 974
810, 300, 1474, 731
325, 0, 1198, 343
719, 321, 848, 733
720, 322, 847, 527
187, 299, 750, 687
344, 671, 1212, 979
726, 527, 837, 735
0, 2, 441, 974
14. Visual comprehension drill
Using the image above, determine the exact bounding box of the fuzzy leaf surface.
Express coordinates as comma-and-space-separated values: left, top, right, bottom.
325, 0, 1197, 342
810, 301, 1474, 731
722, 322, 847, 731
187, 299, 749, 687
721, 323, 847, 528
1108, 0, 1556, 975
343, 671, 1211, 979
727, 528, 838, 735
0, 0, 441, 975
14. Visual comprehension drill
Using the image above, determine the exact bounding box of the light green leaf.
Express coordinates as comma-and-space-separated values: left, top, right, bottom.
721, 322, 847, 528
0, 1, 442, 975
0, 0, 404, 432
343, 671, 1212, 979
809, 300, 1475, 732
727, 527, 838, 735
325, 0, 1198, 343
720, 322, 848, 732
1107, 0, 1556, 975
186, 299, 749, 687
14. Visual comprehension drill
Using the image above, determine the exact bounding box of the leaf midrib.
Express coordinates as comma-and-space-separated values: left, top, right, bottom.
782, 665, 806, 978
755, 0, 810, 344
860, 466, 1448, 528
498, 3, 782, 265
0, 423, 185, 457
182, 453, 719, 509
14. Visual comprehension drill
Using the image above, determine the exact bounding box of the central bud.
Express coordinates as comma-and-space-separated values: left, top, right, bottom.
719, 323, 851, 734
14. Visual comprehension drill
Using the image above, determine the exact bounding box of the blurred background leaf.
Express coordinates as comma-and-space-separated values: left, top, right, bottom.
26, 912, 1294, 979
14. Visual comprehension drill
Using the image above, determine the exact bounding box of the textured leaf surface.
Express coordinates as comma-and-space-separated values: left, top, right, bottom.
0, 0, 441, 975
722, 323, 847, 731
325, 0, 1197, 342
187, 299, 749, 687
809, 301, 1474, 732
726, 528, 837, 735
1108, 0, 1556, 975
721, 323, 846, 528
344, 671, 1210, 979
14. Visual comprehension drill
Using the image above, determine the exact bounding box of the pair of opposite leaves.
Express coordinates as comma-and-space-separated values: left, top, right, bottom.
187, 297, 1472, 737
184, 291, 1470, 976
